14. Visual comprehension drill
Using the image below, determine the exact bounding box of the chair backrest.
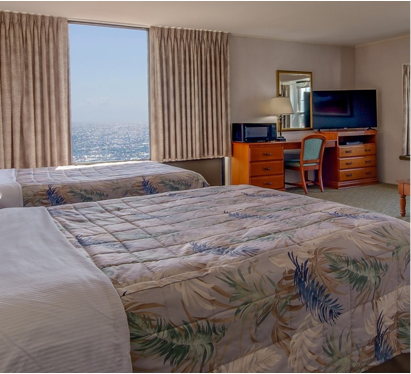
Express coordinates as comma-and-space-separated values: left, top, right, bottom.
300, 134, 327, 165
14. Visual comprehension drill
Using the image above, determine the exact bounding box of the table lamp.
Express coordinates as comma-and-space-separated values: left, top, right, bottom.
270, 97, 294, 141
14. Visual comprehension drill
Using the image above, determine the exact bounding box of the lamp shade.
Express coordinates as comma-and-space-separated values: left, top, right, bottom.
270, 97, 294, 116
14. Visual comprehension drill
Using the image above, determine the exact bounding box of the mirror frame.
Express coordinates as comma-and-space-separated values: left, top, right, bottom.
276, 70, 313, 131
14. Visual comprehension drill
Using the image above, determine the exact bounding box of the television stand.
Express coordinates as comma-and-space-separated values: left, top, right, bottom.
321, 129, 378, 189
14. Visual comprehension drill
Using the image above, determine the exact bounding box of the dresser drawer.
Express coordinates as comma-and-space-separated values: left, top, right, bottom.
339, 156, 376, 169
339, 167, 377, 181
250, 175, 283, 189
249, 146, 283, 162
249, 161, 283, 177
339, 144, 376, 158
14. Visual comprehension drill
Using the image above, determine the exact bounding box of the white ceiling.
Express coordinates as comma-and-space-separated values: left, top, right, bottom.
0, 1, 409, 46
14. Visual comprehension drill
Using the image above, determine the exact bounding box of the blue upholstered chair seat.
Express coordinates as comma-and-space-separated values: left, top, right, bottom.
284, 159, 318, 167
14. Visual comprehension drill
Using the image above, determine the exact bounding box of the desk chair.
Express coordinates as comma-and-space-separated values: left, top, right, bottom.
284, 134, 326, 194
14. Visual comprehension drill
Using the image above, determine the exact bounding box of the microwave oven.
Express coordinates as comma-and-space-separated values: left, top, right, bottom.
232, 123, 277, 142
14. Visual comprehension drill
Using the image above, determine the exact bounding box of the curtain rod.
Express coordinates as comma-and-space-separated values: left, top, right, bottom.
68, 19, 226, 33
68, 18, 148, 31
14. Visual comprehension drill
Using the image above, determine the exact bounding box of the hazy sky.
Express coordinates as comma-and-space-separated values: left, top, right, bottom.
70, 24, 148, 124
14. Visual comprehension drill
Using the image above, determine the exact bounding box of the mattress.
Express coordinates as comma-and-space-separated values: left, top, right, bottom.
0, 161, 209, 208
48, 185, 410, 372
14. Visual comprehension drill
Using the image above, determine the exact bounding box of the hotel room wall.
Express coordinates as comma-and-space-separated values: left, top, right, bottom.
228, 35, 356, 184
165, 159, 223, 186
355, 36, 410, 184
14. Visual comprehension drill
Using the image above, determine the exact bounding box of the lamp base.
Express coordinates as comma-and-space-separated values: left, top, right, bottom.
276, 136, 287, 142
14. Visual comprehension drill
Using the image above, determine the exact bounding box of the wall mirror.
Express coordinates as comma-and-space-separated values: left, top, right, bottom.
277, 70, 313, 130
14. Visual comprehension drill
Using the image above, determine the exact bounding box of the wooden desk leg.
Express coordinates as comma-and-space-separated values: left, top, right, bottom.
400, 194, 406, 217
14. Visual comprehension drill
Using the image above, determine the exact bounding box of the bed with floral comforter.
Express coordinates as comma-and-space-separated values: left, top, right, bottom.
1, 161, 209, 207
48, 185, 410, 372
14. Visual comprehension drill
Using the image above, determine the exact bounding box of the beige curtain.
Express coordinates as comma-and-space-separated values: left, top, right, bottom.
150, 26, 230, 162
0, 11, 70, 169
403, 64, 410, 156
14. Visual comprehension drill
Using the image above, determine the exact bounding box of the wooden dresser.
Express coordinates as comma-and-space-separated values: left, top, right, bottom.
232, 142, 285, 190
231, 131, 377, 191
321, 130, 378, 189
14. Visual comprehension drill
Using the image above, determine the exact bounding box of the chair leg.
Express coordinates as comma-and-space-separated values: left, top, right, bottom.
318, 170, 324, 192
300, 168, 308, 194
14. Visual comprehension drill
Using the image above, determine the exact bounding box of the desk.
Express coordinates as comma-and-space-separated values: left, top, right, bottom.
396, 179, 410, 217
232, 130, 379, 190
231, 140, 336, 190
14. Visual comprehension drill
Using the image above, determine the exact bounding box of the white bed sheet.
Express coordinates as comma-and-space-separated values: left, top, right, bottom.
0, 207, 132, 372
0, 168, 23, 208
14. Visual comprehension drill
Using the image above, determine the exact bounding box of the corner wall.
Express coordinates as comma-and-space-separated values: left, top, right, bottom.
355, 36, 410, 184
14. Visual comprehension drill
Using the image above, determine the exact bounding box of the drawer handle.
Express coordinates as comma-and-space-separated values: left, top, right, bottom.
365, 160, 371, 164
263, 167, 272, 171
365, 171, 372, 175
263, 182, 273, 186
345, 150, 352, 154
346, 173, 353, 177
263, 152, 272, 156
365, 149, 371, 152
346, 162, 352, 166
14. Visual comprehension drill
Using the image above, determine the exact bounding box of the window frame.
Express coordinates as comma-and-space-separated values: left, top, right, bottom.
400, 63, 410, 161
68, 20, 150, 165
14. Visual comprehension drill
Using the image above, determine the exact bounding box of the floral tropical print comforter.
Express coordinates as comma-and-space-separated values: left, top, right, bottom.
48, 185, 410, 372
16, 161, 209, 207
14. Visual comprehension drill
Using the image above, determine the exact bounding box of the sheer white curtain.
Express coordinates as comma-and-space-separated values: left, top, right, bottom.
149, 26, 230, 162
0, 11, 70, 169
403, 64, 410, 157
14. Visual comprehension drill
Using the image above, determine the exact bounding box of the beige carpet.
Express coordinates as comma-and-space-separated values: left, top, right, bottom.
286, 183, 410, 222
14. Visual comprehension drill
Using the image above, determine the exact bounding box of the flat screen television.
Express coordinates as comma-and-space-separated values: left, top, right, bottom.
306, 89, 377, 130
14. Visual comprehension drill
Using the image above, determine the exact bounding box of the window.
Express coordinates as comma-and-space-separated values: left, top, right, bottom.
402, 63, 410, 160
287, 81, 310, 128
69, 24, 149, 163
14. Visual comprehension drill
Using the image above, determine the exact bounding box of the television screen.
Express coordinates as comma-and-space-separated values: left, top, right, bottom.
308, 90, 377, 129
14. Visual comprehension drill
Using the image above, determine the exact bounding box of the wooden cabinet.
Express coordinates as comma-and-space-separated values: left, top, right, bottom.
322, 130, 378, 189
232, 142, 285, 190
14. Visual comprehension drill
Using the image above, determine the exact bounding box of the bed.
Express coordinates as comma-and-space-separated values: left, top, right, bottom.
0, 161, 209, 208
0, 207, 132, 372
0, 185, 409, 372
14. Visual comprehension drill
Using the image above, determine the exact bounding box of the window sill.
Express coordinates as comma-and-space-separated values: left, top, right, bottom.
399, 155, 410, 161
